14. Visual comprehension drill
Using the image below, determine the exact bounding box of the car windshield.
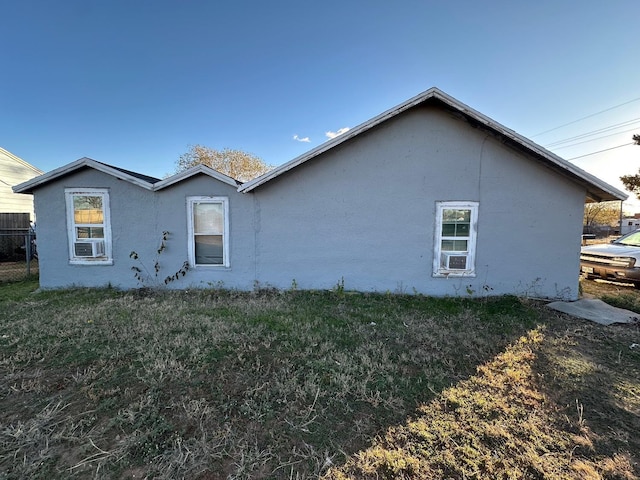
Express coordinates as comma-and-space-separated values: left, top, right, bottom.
614, 231, 640, 246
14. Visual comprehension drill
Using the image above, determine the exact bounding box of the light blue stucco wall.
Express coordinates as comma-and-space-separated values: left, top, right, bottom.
35, 169, 158, 289
32, 105, 585, 298
250, 106, 584, 298
153, 175, 255, 290
34, 169, 255, 290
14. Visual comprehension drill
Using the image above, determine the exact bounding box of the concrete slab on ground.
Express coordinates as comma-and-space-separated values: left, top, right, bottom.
547, 298, 639, 326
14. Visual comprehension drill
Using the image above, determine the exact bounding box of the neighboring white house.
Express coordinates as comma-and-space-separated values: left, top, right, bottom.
13, 88, 627, 299
0, 147, 43, 221
621, 215, 640, 235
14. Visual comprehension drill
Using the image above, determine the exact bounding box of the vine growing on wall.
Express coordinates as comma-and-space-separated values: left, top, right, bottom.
129, 231, 189, 287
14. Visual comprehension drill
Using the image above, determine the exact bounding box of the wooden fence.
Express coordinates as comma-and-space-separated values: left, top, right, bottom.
0, 213, 37, 281
0, 213, 31, 260
0, 212, 30, 230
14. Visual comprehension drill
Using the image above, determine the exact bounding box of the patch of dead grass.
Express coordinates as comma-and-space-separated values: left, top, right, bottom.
325, 325, 639, 479
0, 285, 638, 479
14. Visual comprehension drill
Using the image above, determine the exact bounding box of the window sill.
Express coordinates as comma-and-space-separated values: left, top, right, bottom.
192, 264, 231, 269
433, 271, 476, 278
70, 258, 114, 266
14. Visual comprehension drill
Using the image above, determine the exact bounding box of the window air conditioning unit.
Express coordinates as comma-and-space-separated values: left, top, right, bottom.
441, 252, 468, 270
74, 241, 105, 258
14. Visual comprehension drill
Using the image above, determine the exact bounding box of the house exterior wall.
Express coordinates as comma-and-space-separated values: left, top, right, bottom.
30, 106, 586, 299
474, 134, 584, 299
34, 169, 255, 289
251, 106, 584, 299
153, 175, 255, 290
0, 148, 41, 221
34, 169, 158, 288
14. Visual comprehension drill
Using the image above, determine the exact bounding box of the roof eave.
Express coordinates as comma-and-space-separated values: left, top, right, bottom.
12, 158, 156, 194
153, 165, 241, 191
239, 87, 442, 193
427, 90, 628, 202
240, 87, 627, 203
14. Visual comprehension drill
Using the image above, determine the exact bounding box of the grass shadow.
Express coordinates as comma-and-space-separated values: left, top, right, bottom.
324, 307, 640, 479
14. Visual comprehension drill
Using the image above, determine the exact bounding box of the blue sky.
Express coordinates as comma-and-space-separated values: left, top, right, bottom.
2, 1, 639, 206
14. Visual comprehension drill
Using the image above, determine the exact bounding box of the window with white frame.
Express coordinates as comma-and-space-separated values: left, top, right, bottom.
65, 188, 112, 264
433, 201, 478, 276
187, 196, 229, 267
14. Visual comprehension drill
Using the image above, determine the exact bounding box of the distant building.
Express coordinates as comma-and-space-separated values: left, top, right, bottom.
621, 214, 640, 235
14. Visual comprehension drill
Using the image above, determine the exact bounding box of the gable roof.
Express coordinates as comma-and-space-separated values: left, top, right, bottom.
239, 87, 627, 202
12, 88, 627, 203
12, 157, 239, 194
13, 157, 160, 194
153, 164, 241, 190
94, 160, 162, 185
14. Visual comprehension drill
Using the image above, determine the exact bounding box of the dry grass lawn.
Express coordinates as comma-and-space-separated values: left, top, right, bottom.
0, 260, 38, 283
0, 278, 638, 479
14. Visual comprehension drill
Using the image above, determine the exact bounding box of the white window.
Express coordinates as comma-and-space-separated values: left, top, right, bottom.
433, 201, 478, 277
65, 188, 112, 264
187, 196, 229, 267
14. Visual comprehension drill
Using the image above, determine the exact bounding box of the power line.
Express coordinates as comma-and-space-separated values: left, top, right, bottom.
544, 117, 640, 148
531, 96, 640, 138
550, 127, 640, 150
567, 142, 634, 161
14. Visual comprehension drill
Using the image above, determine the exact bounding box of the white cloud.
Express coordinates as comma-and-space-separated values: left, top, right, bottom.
293, 134, 310, 143
325, 127, 350, 139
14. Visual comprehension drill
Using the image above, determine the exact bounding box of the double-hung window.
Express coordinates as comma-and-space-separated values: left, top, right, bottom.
433, 201, 478, 276
65, 188, 112, 264
187, 196, 229, 267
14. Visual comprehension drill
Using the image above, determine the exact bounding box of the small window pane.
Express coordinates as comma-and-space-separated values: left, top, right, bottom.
443, 209, 470, 222
442, 222, 471, 237
74, 196, 104, 224
456, 223, 470, 236
442, 223, 456, 236
194, 203, 223, 234
195, 235, 223, 265
442, 239, 467, 252
76, 227, 104, 239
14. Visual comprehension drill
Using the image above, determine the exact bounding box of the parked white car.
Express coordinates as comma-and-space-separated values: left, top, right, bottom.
580, 230, 640, 288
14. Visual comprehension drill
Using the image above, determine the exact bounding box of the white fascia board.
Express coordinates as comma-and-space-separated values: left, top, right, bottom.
13, 158, 92, 193
153, 165, 239, 191
12, 157, 156, 193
